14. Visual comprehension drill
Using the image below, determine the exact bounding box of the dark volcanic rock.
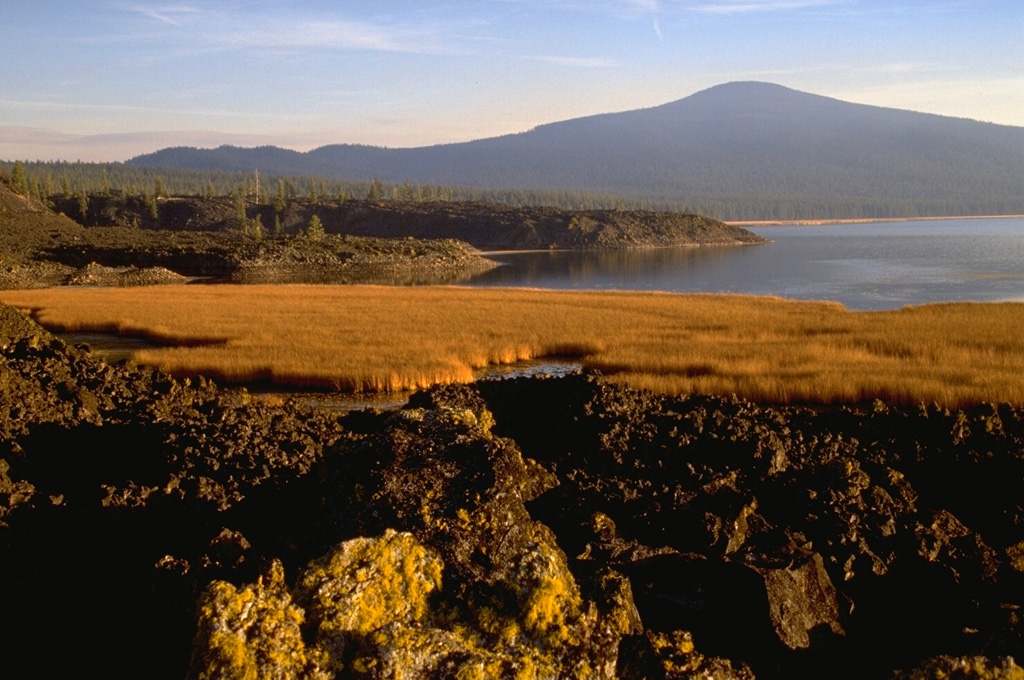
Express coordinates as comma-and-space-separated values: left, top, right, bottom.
0, 302, 1021, 679
474, 374, 1024, 679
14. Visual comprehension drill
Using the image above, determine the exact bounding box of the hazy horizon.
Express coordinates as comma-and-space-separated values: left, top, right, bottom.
2, 1, 1021, 162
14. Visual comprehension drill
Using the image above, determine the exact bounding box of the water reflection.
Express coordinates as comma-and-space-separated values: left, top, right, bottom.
463, 219, 1024, 310
469, 245, 756, 292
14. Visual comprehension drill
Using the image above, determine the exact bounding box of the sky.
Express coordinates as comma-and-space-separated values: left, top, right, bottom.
1, 1, 1021, 162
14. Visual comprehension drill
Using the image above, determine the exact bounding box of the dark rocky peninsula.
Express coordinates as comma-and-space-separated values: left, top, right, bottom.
0, 302, 1020, 679
0, 180, 496, 288
1, 171, 764, 289
48, 191, 766, 251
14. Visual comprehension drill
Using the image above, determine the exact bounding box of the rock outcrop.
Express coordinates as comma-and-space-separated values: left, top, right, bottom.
49, 192, 768, 251
0, 303, 1020, 679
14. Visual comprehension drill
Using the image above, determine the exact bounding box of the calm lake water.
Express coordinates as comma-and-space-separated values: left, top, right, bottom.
463, 218, 1024, 310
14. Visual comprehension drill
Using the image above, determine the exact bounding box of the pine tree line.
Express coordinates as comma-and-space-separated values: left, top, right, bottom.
2, 160, 1021, 222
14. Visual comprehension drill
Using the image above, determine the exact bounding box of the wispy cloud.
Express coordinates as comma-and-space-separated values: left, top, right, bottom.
687, 0, 837, 13
123, 3, 208, 26
0, 97, 320, 125
623, 0, 661, 11
119, 3, 460, 55
526, 55, 620, 68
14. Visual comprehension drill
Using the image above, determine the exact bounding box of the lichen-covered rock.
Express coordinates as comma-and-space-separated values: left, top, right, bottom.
315, 386, 646, 679
189, 529, 632, 680
188, 560, 330, 680
890, 655, 1024, 680
297, 529, 443, 641
618, 630, 756, 680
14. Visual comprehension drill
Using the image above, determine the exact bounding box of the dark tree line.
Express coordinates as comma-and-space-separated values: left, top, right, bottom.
2, 160, 1021, 222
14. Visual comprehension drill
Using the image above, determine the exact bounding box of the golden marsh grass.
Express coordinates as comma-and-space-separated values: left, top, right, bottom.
1, 284, 1021, 407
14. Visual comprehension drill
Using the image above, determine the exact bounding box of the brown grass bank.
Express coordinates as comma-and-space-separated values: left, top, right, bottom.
1, 285, 1021, 407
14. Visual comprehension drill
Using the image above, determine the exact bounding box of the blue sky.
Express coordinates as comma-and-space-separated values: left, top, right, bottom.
1, 1, 1021, 161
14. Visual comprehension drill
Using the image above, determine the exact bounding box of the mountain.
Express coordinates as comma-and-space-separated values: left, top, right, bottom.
129, 82, 1024, 219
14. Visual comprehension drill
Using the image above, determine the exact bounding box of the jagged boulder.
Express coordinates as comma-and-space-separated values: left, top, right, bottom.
189, 528, 645, 680
309, 385, 649, 678
189, 560, 330, 680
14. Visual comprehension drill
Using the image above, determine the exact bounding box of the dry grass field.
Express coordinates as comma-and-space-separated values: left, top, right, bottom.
2, 284, 1021, 407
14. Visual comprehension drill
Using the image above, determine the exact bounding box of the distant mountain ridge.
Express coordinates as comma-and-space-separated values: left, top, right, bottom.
129, 82, 1024, 219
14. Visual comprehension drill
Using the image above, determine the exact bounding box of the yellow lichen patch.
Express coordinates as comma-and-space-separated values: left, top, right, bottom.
644, 630, 754, 679
296, 529, 444, 638
189, 560, 326, 680
1006, 541, 1024, 573
512, 535, 584, 648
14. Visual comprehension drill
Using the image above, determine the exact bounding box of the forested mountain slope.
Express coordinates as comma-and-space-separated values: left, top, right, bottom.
128, 82, 1024, 219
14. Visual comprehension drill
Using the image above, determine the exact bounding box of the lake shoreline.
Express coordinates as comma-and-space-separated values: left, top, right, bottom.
727, 213, 1024, 226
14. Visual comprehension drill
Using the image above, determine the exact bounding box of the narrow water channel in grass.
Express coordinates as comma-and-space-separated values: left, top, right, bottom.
59, 330, 582, 411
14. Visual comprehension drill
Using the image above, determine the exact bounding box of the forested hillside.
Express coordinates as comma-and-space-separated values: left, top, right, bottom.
120, 82, 1024, 220
5, 83, 1023, 220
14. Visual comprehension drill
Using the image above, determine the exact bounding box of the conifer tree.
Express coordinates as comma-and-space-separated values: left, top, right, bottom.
251, 214, 265, 241
11, 161, 27, 195
43, 173, 55, 201
76, 186, 89, 221
306, 214, 325, 241
367, 178, 384, 201
274, 180, 286, 213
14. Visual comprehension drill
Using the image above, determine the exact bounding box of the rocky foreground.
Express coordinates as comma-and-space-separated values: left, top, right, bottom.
0, 302, 1021, 679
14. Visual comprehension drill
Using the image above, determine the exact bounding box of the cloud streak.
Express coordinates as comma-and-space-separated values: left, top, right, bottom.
526, 55, 620, 68
121, 3, 461, 55
687, 1, 837, 14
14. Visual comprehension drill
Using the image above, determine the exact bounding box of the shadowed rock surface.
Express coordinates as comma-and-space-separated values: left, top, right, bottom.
0, 304, 1021, 678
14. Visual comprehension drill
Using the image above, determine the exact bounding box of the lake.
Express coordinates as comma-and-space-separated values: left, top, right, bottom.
463, 217, 1024, 310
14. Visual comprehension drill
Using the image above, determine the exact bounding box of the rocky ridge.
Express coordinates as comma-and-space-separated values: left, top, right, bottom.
49, 191, 766, 251
0, 175, 496, 288
0, 302, 1021, 679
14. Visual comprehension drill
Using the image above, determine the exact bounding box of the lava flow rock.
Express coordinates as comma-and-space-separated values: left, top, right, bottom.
0, 302, 1021, 679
